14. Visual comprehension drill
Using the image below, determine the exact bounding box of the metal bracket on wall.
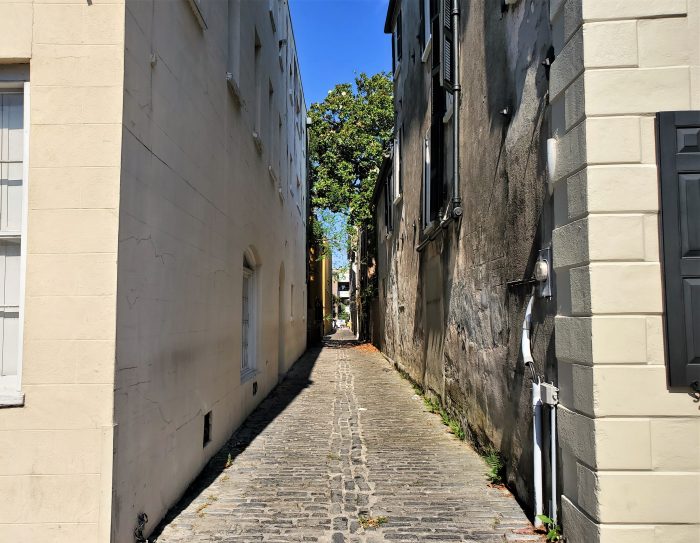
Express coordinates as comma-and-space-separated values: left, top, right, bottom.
536, 246, 552, 299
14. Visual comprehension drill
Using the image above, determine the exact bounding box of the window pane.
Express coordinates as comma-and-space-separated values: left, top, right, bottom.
2, 162, 23, 232
0, 240, 20, 307
1, 93, 24, 162
0, 309, 19, 377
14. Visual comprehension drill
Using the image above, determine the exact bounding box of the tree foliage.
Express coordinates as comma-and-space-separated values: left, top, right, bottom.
308, 72, 394, 230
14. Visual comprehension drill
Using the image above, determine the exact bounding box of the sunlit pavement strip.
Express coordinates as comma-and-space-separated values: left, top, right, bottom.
153, 329, 541, 543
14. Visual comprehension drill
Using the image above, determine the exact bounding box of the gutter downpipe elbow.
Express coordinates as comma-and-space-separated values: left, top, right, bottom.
522, 294, 544, 529
451, 0, 462, 218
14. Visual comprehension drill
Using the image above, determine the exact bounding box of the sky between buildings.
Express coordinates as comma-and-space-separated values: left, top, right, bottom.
289, 0, 392, 269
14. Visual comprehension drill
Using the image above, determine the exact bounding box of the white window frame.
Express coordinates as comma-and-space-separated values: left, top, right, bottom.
241, 252, 258, 382
421, 0, 432, 63
393, 130, 402, 204
422, 133, 432, 230
392, 10, 402, 77
0, 82, 29, 407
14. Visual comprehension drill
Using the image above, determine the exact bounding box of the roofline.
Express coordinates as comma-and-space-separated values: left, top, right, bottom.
383, 0, 398, 33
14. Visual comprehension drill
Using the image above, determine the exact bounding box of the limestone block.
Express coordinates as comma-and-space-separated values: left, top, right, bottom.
551, 28, 584, 100
0, 524, 98, 543
0, 384, 113, 431
650, 418, 700, 470
592, 316, 647, 363
586, 165, 658, 213
638, 17, 691, 68
22, 338, 115, 385
642, 214, 660, 262
31, 86, 123, 125
596, 472, 700, 523
0, 3, 32, 60
581, 0, 687, 21
28, 166, 120, 210
30, 44, 124, 87
588, 214, 645, 261
553, 218, 589, 269
588, 262, 662, 314
561, 496, 600, 543
564, 74, 586, 131
558, 406, 596, 466
640, 116, 658, 165
645, 316, 664, 365
593, 365, 700, 417
595, 418, 651, 469
26, 254, 117, 297
27, 209, 119, 254
585, 68, 691, 115
569, 265, 591, 315
0, 429, 102, 475
34, 3, 124, 46
29, 124, 122, 168
24, 295, 117, 341
572, 363, 595, 415
555, 315, 592, 364
0, 474, 101, 523
586, 117, 641, 165
552, 121, 586, 182
583, 21, 637, 68
551, 0, 583, 54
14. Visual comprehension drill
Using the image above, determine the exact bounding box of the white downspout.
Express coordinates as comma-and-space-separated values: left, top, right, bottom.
522, 295, 544, 529
550, 403, 558, 524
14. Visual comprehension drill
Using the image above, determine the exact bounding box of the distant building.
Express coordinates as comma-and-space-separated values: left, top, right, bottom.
374, 0, 700, 541
0, 0, 307, 541
307, 239, 333, 342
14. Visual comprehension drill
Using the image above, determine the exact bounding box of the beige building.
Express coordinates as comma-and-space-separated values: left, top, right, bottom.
374, 0, 700, 541
0, 0, 307, 541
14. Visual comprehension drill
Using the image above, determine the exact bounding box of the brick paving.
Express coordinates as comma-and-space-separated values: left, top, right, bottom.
153, 329, 540, 543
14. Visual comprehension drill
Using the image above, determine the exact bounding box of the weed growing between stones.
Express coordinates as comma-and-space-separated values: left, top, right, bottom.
484, 448, 505, 485
359, 515, 388, 529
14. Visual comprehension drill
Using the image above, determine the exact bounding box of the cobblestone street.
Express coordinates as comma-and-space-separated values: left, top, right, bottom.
153, 330, 539, 543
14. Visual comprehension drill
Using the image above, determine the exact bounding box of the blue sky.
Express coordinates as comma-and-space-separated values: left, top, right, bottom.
290, 0, 392, 270
289, 0, 392, 107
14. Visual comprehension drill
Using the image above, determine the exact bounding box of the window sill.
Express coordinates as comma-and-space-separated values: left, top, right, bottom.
252, 131, 264, 155
393, 62, 401, 80
186, 0, 207, 30
0, 390, 24, 408
240, 368, 258, 384
443, 103, 454, 124
393, 193, 403, 206
423, 220, 437, 237
421, 37, 432, 64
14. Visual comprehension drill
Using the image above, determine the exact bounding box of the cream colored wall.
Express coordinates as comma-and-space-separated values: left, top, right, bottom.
112, 0, 307, 540
0, 1, 124, 542
551, 0, 700, 541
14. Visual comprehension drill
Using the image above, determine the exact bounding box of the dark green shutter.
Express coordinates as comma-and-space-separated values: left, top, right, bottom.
658, 111, 700, 389
438, 0, 454, 92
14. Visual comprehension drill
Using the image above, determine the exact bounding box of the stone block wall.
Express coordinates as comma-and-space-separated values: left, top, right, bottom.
550, 0, 700, 540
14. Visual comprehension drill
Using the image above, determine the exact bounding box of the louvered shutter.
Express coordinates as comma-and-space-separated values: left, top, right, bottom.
658, 111, 700, 388
438, 0, 454, 92
429, 75, 445, 221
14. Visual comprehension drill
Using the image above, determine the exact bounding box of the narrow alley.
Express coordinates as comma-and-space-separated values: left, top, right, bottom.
152, 330, 537, 543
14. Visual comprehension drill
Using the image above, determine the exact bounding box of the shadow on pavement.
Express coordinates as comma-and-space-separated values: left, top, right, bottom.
150, 345, 326, 540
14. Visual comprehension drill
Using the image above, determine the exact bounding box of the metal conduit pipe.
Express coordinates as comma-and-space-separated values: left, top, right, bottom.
451, 0, 463, 219
521, 295, 544, 529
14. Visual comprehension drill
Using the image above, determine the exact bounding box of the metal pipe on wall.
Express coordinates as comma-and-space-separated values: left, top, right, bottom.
451, 0, 462, 218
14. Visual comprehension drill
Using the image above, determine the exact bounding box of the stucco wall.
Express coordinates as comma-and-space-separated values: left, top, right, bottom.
377, 0, 555, 507
112, 0, 307, 539
0, 1, 125, 541
550, 0, 700, 540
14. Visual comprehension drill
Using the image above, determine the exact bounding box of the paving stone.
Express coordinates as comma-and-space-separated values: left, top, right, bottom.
152, 330, 541, 543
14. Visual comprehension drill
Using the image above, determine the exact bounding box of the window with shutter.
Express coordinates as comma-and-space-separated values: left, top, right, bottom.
658, 111, 700, 389
0, 86, 27, 406
392, 10, 402, 75
241, 254, 257, 380
429, 74, 445, 221
226, 0, 242, 101
422, 134, 431, 229
438, 0, 454, 92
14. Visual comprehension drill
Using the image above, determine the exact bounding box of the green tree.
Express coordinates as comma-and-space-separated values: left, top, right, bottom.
308, 72, 394, 231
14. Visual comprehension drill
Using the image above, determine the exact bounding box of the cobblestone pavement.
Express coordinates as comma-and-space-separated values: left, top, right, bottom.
153, 329, 540, 543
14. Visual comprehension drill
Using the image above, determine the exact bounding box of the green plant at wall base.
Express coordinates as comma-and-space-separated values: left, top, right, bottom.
484, 448, 505, 485
536, 515, 563, 542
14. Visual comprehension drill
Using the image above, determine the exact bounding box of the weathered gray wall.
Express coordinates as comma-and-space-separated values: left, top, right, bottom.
377, 0, 555, 508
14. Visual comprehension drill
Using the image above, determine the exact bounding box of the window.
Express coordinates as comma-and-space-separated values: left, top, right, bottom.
241, 254, 257, 379
393, 128, 403, 201
428, 74, 445, 222
226, 0, 242, 100
253, 29, 263, 152
422, 134, 431, 229
0, 84, 28, 407
384, 163, 394, 233
420, 0, 432, 60
392, 10, 402, 74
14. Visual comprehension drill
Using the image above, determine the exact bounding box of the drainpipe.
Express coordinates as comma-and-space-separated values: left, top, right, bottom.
451, 0, 463, 219
521, 295, 544, 529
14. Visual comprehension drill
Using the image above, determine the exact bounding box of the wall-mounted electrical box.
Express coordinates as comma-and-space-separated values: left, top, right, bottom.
535, 246, 552, 299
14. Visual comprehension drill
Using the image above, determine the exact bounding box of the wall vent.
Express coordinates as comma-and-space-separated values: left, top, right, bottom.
203, 411, 212, 447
